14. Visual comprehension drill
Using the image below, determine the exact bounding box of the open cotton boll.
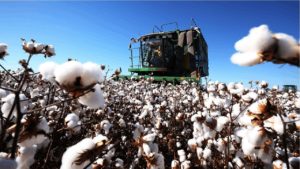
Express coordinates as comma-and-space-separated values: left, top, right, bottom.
181, 160, 191, 169
235, 24, 274, 53
143, 133, 156, 142
231, 52, 262, 66
33, 43, 45, 53
100, 120, 112, 135
16, 145, 37, 169
273, 160, 287, 169
177, 149, 186, 162
1, 93, 28, 119
54, 60, 84, 90
78, 84, 105, 109
81, 62, 104, 87
19, 117, 50, 147
171, 160, 180, 169
274, 33, 300, 59
0, 158, 17, 169
216, 116, 229, 132
264, 115, 284, 135
39, 61, 58, 82
44, 45, 55, 57
65, 113, 81, 133
60, 138, 95, 169
0, 43, 8, 56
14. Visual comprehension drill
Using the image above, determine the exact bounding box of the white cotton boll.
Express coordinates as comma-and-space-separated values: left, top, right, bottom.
171, 160, 180, 169
39, 61, 58, 82
248, 99, 268, 115
203, 148, 212, 160
196, 147, 203, 160
0, 158, 17, 169
273, 160, 287, 169
235, 24, 274, 52
16, 145, 37, 169
231, 52, 262, 66
115, 158, 124, 168
23, 41, 34, 53
188, 138, 197, 152
181, 160, 191, 169
19, 117, 49, 147
233, 156, 244, 168
228, 83, 244, 95
33, 43, 45, 53
264, 115, 284, 135
54, 60, 84, 88
177, 149, 186, 162
258, 89, 266, 95
78, 84, 105, 109
274, 33, 300, 59
45, 45, 55, 56
143, 133, 156, 142
81, 62, 104, 87
143, 143, 151, 156
100, 120, 112, 135
65, 113, 80, 129
215, 138, 226, 152
231, 103, 241, 118
216, 116, 229, 132
176, 142, 181, 148
60, 138, 95, 169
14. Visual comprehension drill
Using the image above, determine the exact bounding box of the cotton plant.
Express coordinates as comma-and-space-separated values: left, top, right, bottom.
231, 24, 300, 67
21, 38, 55, 57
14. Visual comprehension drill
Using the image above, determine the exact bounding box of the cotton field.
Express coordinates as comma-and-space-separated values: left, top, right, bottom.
0, 35, 299, 169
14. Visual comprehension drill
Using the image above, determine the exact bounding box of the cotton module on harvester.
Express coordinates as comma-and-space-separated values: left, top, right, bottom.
119, 21, 209, 83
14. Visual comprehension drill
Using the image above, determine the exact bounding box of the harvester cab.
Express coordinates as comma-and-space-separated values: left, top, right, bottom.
123, 21, 209, 83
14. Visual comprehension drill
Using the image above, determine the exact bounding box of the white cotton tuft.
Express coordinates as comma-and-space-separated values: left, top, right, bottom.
100, 120, 112, 135
39, 61, 58, 82
1, 93, 28, 119
78, 84, 105, 109
92, 134, 108, 145
81, 62, 104, 87
248, 99, 268, 115
60, 138, 95, 169
54, 60, 84, 88
231, 52, 262, 66
16, 146, 37, 169
181, 160, 191, 169
216, 116, 229, 132
143, 133, 156, 142
19, 117, 49, 147
65, 113, 81, 133
234, 24, 274, 53
171, 160, 180, 169
203, 148, 212, 160
274, 33, 300, 59
264, 115, 284, 135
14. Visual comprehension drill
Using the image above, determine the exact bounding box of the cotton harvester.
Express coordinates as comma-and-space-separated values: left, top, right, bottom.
119, 21, 209, 83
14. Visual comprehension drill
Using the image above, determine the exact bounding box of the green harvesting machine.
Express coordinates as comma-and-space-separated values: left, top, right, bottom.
119, 21, 209, 83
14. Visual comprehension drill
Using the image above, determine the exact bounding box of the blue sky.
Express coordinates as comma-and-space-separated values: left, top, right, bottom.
0, 1, 299, 87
